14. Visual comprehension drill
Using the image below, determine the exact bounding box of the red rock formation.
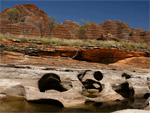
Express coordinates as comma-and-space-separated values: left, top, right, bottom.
63, 20, 79, 33
1, 38, 149, 64
116, 21, 131, 40
0, 4, 149, 44
85, 22, 104, 39
74, 48, 148, 63
101, 20, 117, 35
112, 57, 150, 69
143, 30, 150, 45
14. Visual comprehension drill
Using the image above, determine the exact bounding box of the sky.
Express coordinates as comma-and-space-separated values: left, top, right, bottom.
0, 0, 149, 31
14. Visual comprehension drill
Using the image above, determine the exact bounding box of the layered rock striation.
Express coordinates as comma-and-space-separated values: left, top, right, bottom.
0, 4, 150, 44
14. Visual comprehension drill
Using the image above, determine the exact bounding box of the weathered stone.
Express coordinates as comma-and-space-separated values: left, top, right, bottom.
3, 85, 25, 97
122, 73, 131, 79
38, 73, 72, 92
0, 53, 150, 112
144, 97, 150, 110
127, 78, 150, 98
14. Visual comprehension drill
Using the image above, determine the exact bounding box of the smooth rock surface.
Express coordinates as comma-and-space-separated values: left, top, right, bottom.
0, 64, 150, 111
112, 109, 150, 113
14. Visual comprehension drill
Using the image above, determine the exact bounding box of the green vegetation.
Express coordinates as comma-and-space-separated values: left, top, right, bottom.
76, 19, 90, 39
7, 8, 20, 33
20, 38, 28, 43
28, 43, 38, 48
0, 33, 149, 51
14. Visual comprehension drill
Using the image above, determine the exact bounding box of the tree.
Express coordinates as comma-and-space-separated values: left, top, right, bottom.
7, 8, 20, 34
76, 19, 90, 39
36, 17, 45, 38
47, 15, 57, 38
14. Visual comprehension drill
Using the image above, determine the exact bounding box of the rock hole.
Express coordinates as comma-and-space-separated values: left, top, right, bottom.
29, 99, 64, 107
82, 79, 102, 92
143, 93, 150, 99
116, 99, 121, 102
93, 102, 103, 107
38, 73, 68, 92
77, 70, 91, 82
77, 74, 83, 82
94, 71, 103, 81
122, 73, 131, 79
113, 82, 134, 99
85, 100, 95, 104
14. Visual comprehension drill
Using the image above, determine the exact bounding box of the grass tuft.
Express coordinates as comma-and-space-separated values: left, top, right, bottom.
0, 34, 149, 51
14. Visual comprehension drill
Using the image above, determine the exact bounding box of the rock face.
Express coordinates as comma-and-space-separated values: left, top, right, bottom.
0, 64, 150, 112
0, 4, 149, 44
0, 38, 149, 64
74, 48, 149, 63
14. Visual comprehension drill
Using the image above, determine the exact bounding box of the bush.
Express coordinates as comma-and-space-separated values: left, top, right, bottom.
28, 43, 38, 48
0, 43, 5, 47
20, 38, 28, 43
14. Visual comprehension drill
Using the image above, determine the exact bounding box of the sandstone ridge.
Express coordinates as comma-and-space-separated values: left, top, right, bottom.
0, 4, 150, 44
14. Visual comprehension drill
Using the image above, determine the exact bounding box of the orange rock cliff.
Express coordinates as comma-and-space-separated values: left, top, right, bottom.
0, 4, 150, 44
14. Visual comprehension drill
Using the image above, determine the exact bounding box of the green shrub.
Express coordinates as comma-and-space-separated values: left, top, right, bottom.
28, 43, 38, 48
20, 38, 28, 43
0, 43, 5, 47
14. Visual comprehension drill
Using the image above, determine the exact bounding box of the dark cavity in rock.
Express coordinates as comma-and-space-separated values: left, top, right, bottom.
38, 73, 68, 92
122, 73, 131, 79
113, 82, 134, 100
82, 79, 102, 92
29, 99, 64, 107
143, 93, 150, 99
93, 71, 103, 81
77, 70, 91, 82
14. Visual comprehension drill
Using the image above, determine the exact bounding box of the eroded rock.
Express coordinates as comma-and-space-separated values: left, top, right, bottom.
38, 73, 72, 92
0, 65, 150, 112
127, 78, 150, 98
3, 85, 25, 97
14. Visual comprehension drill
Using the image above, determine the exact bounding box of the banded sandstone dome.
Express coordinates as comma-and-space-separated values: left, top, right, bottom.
0, 4, 149, 44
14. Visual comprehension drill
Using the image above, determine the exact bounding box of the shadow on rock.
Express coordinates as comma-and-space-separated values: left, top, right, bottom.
28, 99, 64, 107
